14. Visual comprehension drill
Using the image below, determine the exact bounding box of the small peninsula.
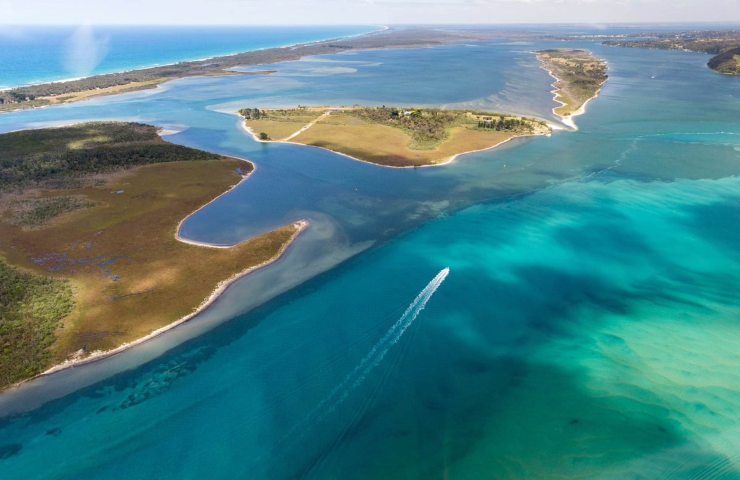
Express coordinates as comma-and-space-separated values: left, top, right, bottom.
707, 47, 740, 75
239, 106, 550, 167
537, 49, 608, 128
0, 122, 303, 388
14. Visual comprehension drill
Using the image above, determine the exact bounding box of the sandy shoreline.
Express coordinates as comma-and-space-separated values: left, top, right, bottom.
539, 61, 606, 131
174, 161, 257, 249
239, 115, 547, 169
6, 152, 309, 391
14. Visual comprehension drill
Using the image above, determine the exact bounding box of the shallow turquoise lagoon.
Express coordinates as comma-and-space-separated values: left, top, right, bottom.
0, 34, 738, 479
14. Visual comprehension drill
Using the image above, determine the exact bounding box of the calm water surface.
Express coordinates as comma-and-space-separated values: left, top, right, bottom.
0, 36, 738, 479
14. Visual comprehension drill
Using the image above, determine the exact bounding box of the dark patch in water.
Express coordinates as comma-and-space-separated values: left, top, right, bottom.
686, 199, 740, 255
45, 427, 62, 436
0, 443, 22, 460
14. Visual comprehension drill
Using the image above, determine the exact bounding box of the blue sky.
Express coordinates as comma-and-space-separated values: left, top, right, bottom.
2, 0, 739, 25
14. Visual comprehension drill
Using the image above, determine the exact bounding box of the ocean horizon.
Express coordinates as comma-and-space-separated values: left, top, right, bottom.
0, 25, 378, 89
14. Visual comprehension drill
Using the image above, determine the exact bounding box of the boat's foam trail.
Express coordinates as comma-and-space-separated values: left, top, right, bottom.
269, 268, 450, 465
317, 268, 450, 417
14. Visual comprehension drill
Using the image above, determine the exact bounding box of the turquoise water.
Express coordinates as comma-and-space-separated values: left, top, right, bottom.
0, 25, 376, 88
0, 32, 738, 479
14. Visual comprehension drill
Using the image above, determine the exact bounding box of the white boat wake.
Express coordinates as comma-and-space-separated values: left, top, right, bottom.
265, 268, 450, 471
322, 267, 450, 410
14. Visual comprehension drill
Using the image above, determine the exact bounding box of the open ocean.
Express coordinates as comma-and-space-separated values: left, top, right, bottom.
0, 25, 376, 88
0, 26, 738, 479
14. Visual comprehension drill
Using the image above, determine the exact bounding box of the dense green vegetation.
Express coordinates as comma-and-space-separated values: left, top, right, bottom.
0, 259, 74, 387
0, 122, 227, 191
602, 30, 740, 76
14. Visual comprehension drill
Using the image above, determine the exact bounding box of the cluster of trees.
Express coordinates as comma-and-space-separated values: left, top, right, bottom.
352, 106, 456, 142
0, 122, 229, 192
239, 108, 264, 120
0, 91, 36, 105
477, 116, 531, 132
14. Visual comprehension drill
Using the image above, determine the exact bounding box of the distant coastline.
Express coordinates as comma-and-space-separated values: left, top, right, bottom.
0, 26, 483, 113
0, 25, 385, 91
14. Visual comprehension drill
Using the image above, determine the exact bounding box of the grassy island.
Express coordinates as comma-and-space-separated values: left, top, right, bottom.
239, 106, 550, 167
0, 122, 303, 388
537, 49, 608, 124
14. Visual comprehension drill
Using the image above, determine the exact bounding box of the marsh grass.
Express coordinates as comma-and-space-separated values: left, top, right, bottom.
0, 123, 300, 388
6, 196, 95, 228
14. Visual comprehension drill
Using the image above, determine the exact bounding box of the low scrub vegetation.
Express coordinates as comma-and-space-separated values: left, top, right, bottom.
537, 49, 608, 116
0, 122, 226, 192
6, 196, 94, 228
0, 259, 74, 386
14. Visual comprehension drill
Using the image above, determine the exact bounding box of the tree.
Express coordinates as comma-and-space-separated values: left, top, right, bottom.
259, 132, 270, 141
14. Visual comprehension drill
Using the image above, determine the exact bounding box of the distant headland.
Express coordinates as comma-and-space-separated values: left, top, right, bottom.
602, 30, 740, 76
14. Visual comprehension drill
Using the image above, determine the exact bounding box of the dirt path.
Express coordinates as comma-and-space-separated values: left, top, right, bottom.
284, 110, 333, 140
